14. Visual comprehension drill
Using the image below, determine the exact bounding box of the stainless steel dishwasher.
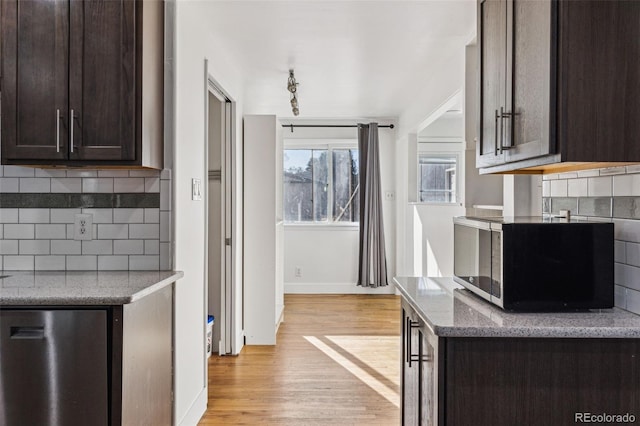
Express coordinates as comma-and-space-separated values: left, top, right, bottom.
0, 309, 109, 426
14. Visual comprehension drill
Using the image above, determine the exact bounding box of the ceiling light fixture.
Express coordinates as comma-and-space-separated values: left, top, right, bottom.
287, 69, 299, 116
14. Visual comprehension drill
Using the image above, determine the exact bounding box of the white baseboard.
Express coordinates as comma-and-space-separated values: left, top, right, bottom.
177, 386, 207, 426
284, 282, 396, 294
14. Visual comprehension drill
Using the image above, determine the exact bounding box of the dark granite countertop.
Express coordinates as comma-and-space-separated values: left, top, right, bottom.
394, 276, 640, 338
0, 270, 183, 305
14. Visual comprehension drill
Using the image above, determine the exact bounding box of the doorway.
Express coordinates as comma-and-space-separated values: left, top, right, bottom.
206, 75, 234, 355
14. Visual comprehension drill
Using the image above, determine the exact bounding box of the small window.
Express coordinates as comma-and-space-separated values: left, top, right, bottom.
418, 154, 458, 203
284, 147, 359, 224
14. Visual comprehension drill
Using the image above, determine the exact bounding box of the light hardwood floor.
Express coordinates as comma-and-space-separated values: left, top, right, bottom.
199, 294, 401, 425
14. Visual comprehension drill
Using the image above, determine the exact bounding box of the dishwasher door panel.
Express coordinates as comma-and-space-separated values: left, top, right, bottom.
0, 309, 108, 426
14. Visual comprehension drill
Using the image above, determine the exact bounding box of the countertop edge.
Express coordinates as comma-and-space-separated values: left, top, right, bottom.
393, 277, 640, 339
127, 271, 184, 304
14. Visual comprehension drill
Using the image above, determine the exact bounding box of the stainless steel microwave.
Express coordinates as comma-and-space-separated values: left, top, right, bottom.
453, 216, 614, 311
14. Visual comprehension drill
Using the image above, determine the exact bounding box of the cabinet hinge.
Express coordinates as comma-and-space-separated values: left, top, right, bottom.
225, 238, 232, 246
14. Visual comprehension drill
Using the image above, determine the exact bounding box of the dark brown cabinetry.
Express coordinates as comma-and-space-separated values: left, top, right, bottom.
0, 0, 163, 168
400, 299, 640, 425
477, 0, 640, 174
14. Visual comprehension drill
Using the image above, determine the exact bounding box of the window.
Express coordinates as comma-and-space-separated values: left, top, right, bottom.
418, 154, 458, 203
284, 147, 359, 223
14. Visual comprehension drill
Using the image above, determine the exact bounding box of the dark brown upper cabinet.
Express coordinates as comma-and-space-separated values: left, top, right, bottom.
477, 0, 640, 175
1, 0, 163, 169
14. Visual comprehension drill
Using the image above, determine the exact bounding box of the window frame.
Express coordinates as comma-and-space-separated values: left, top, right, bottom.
416, 151, 460, 205
283, 140, 360, 227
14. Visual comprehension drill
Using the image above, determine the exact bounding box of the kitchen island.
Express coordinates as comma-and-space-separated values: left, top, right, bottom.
0, 270, 183, 426
394, 276, 640, 426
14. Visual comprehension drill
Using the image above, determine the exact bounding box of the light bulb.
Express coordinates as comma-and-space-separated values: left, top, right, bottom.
292, 107, 299, 116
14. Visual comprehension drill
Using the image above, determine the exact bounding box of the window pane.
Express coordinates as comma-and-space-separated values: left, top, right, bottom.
312, 150, 328, 221
332, 149, 359, 222
283, 149, 313, 221
419, 155, 457, 203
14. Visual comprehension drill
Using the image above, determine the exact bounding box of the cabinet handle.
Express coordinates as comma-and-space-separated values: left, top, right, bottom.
499, 106, 505, 153
500, 110, 520, 150
407, 319, 420, 368
70, 109, 75, 153
56, 109, 61, 153
494, 109, 499, 156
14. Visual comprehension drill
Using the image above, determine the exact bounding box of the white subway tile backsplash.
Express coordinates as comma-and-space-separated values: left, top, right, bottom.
587, 176, 612, 197
82, 178, 113, 193
160, 243, 171, 269
599, 166, 627, 176
577, 169, 601, 178
144, 208, 159, 223
81, 209, 113, 224
3, 166, 35, 177
66, 255, 98, 270
4, 224, 34, 239
19, 209, 49, 224
98, 224, 128, 240
98, 256, 129, 270
615, 241, 627, 263
129, 255, 159, 270
160, 212, 170, 243
51, 209, 82, 223
550, 180, 568, 197
35, 169, 66, 178
0, 240, 18, 255
129, 224, 159, 239
4, 256, 34, 270
82, 240, 113, 255
542, 181, 550, 197
114, 240, 144, 255
35, 256, 66, 271
66, 170, 97, 178
160, 180, 171, 211
613, 219, 640, 243
129, 170, 159, 178
51, 178, 82, 193
145, 178, 160, 193
626, 165, 640, 174
558, 172, 578, 179
0, 209, 19, 223
19, 240, 50, 255
114, 178, 145, 193
626, 242, 640, 267
615, 285, 627, 310
0, 178, 19, 192
616, 263, 640, 291
19, 178, 50, 193
567, 178, 588, 197
144, 240, 159, 255
51, 240, 81, 255
542, 174, 558, 181
98, 170, 130, 178
627, 288, 640, 315
613, 174, 640, 197
113, 208, 144, 224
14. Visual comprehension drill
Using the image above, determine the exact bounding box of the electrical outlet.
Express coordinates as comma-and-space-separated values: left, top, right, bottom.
294, 266, 303, 278
385, 191, 395, 201
74, 214, 93, 240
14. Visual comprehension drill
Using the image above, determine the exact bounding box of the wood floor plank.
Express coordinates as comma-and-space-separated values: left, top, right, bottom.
199, 294, 401, 425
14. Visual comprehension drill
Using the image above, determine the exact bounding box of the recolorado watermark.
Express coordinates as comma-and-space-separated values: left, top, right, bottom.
575, 412, 636, 423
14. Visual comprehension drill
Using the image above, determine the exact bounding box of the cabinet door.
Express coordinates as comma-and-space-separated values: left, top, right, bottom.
401, 303, 420, 426
69, 0, 136, 161
504, 0, 554, 163
419, 325, 439, 426
1, 0, 69, 161
477, 0, 507, 168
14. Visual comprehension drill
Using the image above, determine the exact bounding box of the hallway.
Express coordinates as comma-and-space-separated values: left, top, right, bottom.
199, 294, 401, 425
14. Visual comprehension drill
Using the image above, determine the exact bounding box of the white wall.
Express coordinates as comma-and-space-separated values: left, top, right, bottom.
282, 122, 396, 294
173, 1, 245, 424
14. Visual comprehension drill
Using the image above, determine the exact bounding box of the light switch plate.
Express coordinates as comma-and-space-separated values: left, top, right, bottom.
192, 178, 202, 201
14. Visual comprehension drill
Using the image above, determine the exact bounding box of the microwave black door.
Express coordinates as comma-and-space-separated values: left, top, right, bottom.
454, 223, 492, 295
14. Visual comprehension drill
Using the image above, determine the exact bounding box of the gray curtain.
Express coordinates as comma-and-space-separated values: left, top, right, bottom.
357, 123, 388, 287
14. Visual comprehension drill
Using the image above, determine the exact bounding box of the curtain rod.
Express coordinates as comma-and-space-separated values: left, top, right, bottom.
282, 124, 394, 132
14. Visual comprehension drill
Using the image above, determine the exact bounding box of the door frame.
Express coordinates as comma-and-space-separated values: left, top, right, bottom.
203, 59, 238, 357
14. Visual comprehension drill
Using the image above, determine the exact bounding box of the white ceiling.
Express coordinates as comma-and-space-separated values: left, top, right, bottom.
204, 1, 476, 120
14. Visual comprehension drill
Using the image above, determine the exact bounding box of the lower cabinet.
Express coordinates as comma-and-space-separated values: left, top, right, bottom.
401, 298, 640, 425
0, 284, 173, 426
401, 299, 441, 426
